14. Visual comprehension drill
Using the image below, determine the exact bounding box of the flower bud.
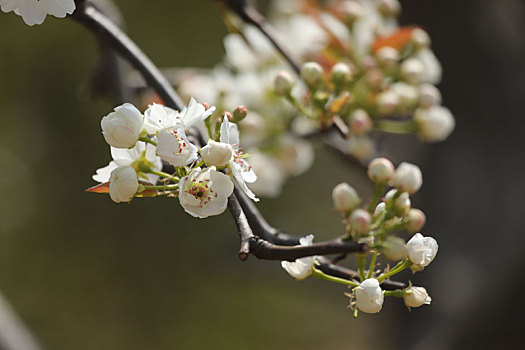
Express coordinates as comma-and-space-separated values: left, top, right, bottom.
355, 278, 384, 313
312, 91, 330, 109
406, 233, 438, 271
274, 71, 295, 96
348, 109, 372, 135
404, 286, 432, 308
222, 111, 234, 122
376, 46, 399, 68
393, 162, 422, 194
339, 1, 362, 24
350, 209, 371, 235
348, 135, 375, 161
232, 105, 248, 123
367, 157, 394, 184
332, 183, 360, 214
385, 189, 411, 215
330, 62, 353, 85
382, 236, 407, 261
400, 58, 424, 84
201, 140, 233, 167
378, 0, 401, 17
300, 62, 323, 87
377, 90, 399, 115
418, 84, 442, 108
365, 68, 384, 90
374, 202, 386, 216
411, 28, 431, 49
391, 82, 419, 110
414, 106, 455, 142
109, 165, 139, 203
405, 208, 426, 233
101, 103, 144, 148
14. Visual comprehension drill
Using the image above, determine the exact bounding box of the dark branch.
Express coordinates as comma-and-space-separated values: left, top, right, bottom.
249, 237, 367, 261
72, 1, 185, 110
227, 194, 254, 261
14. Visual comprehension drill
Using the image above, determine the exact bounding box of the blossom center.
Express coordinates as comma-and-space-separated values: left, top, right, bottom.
184, 178, 218, 207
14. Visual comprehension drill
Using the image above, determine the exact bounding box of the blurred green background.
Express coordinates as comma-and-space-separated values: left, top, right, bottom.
1, 1, 524, 349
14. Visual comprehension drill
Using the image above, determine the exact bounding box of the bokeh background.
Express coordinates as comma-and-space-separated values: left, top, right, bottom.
0, 0, 524, 349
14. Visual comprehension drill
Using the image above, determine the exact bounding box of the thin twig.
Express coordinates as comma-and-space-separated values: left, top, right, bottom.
227, 194, 254, 261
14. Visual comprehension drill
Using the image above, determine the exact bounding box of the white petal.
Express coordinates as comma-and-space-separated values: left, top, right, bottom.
92, 161, 118, 183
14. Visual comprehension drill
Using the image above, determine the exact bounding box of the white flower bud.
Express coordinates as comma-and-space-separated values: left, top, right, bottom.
348, 109, 372, 135
274, 71, 295, 96
405, 208, 426, 233
382, 236, 407, 261
348, 136, 375, 161
109, 165, 139, 203
281, 235, 315, 280
377, 90, 399, 115
374, 202, 386, 216
332, 183, 360, 213
385, 189, 411, 215
300, 62, 323, 86
393, 162, 422, 194
376, 46, 399, 68
339, 1, 362, 23
350, 209, 371, 235
401, 58, 425, 84
101, 103, 144, 148
412, 28, 431, 49
367, 157, 394, 184
419, 84, 442, 108
378, 0, 401, 16
406, 233, 438, 271
391, 82, 419, 109
404, 286, 432, 308
330, 62, 353, 85
414, 106, 455, 142
355, 278, 384, 313
200, 140, 233, 167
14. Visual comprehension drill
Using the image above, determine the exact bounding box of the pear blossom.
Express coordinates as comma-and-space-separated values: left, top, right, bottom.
144, 99, 215, 166
101, 103, 144, 149
300, 62, 323, 87
220, 118, 259, 202
393, 162, 422, 194
355, 278, 384, 313
382, 236, 407, 261
275, 137, 314, 176
178, 167, 234, 218
367, 157, 394, 184
349, 209, 371, 235
414, 106, 455, 142
348, 109, 372, 135
414, 49, 442, 84
281, 235, 315, 280
385, 189, 411, 215
93, 143, 162, 185
1, 0, 75, 26
405, 208, 426, 233
419, 84, 442, 108
109, 166, 139, 203
404, 286, 432, 308
332, 183, 360, 214
201, 140, 233, 167
406, 233, 438, 271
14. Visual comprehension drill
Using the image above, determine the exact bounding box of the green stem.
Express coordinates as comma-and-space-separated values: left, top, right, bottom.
139, 136, 157, 146
367, 183, 385, 213
357, 256, 366, 281
375, 120, 417, 134
288, 95, 313, 119
311, 267, 359, 287
150, 169, 179, 181
377, 259, 411, 283
384, 289, 405, 298
367, 252, 378, 279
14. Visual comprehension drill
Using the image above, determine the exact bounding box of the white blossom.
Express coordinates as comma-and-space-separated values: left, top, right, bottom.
382, 236, 407, 261
1, 0, 75, 26
405, 208, 426, 233
109, 166, 139, 203
178, 167, 234, 218
355, 278, 384, 313
275, 137, 314, 176
419, 84, 442, 108
93, 143, 162, 185
281, 235, 315, 280
201, 140, 233, 167
156, 126, 199, 166
414, 48, 442, 84
101, 103, 144, 149
414, 106, 455, 142
367, 157, 394, 184
300, 62, 323, 86
349, 209, 371, 235
332, 183, 360, 214
406, 233, 438, 271
393, 162, 422, 194
220, 118, 259, 202
404, 286, 432, 308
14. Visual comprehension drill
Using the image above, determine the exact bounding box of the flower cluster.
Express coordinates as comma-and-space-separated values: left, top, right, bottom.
271, 0, 455, 161
87, 98, 258, 218
1, 0, 76, 26
281, 157, 437, 315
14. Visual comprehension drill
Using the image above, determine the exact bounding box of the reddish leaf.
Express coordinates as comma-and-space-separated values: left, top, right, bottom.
371, 26, 419, 53
85, 182, 110, 194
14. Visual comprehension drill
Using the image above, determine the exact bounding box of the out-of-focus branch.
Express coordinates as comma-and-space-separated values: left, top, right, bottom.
0, 290, 41, 350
